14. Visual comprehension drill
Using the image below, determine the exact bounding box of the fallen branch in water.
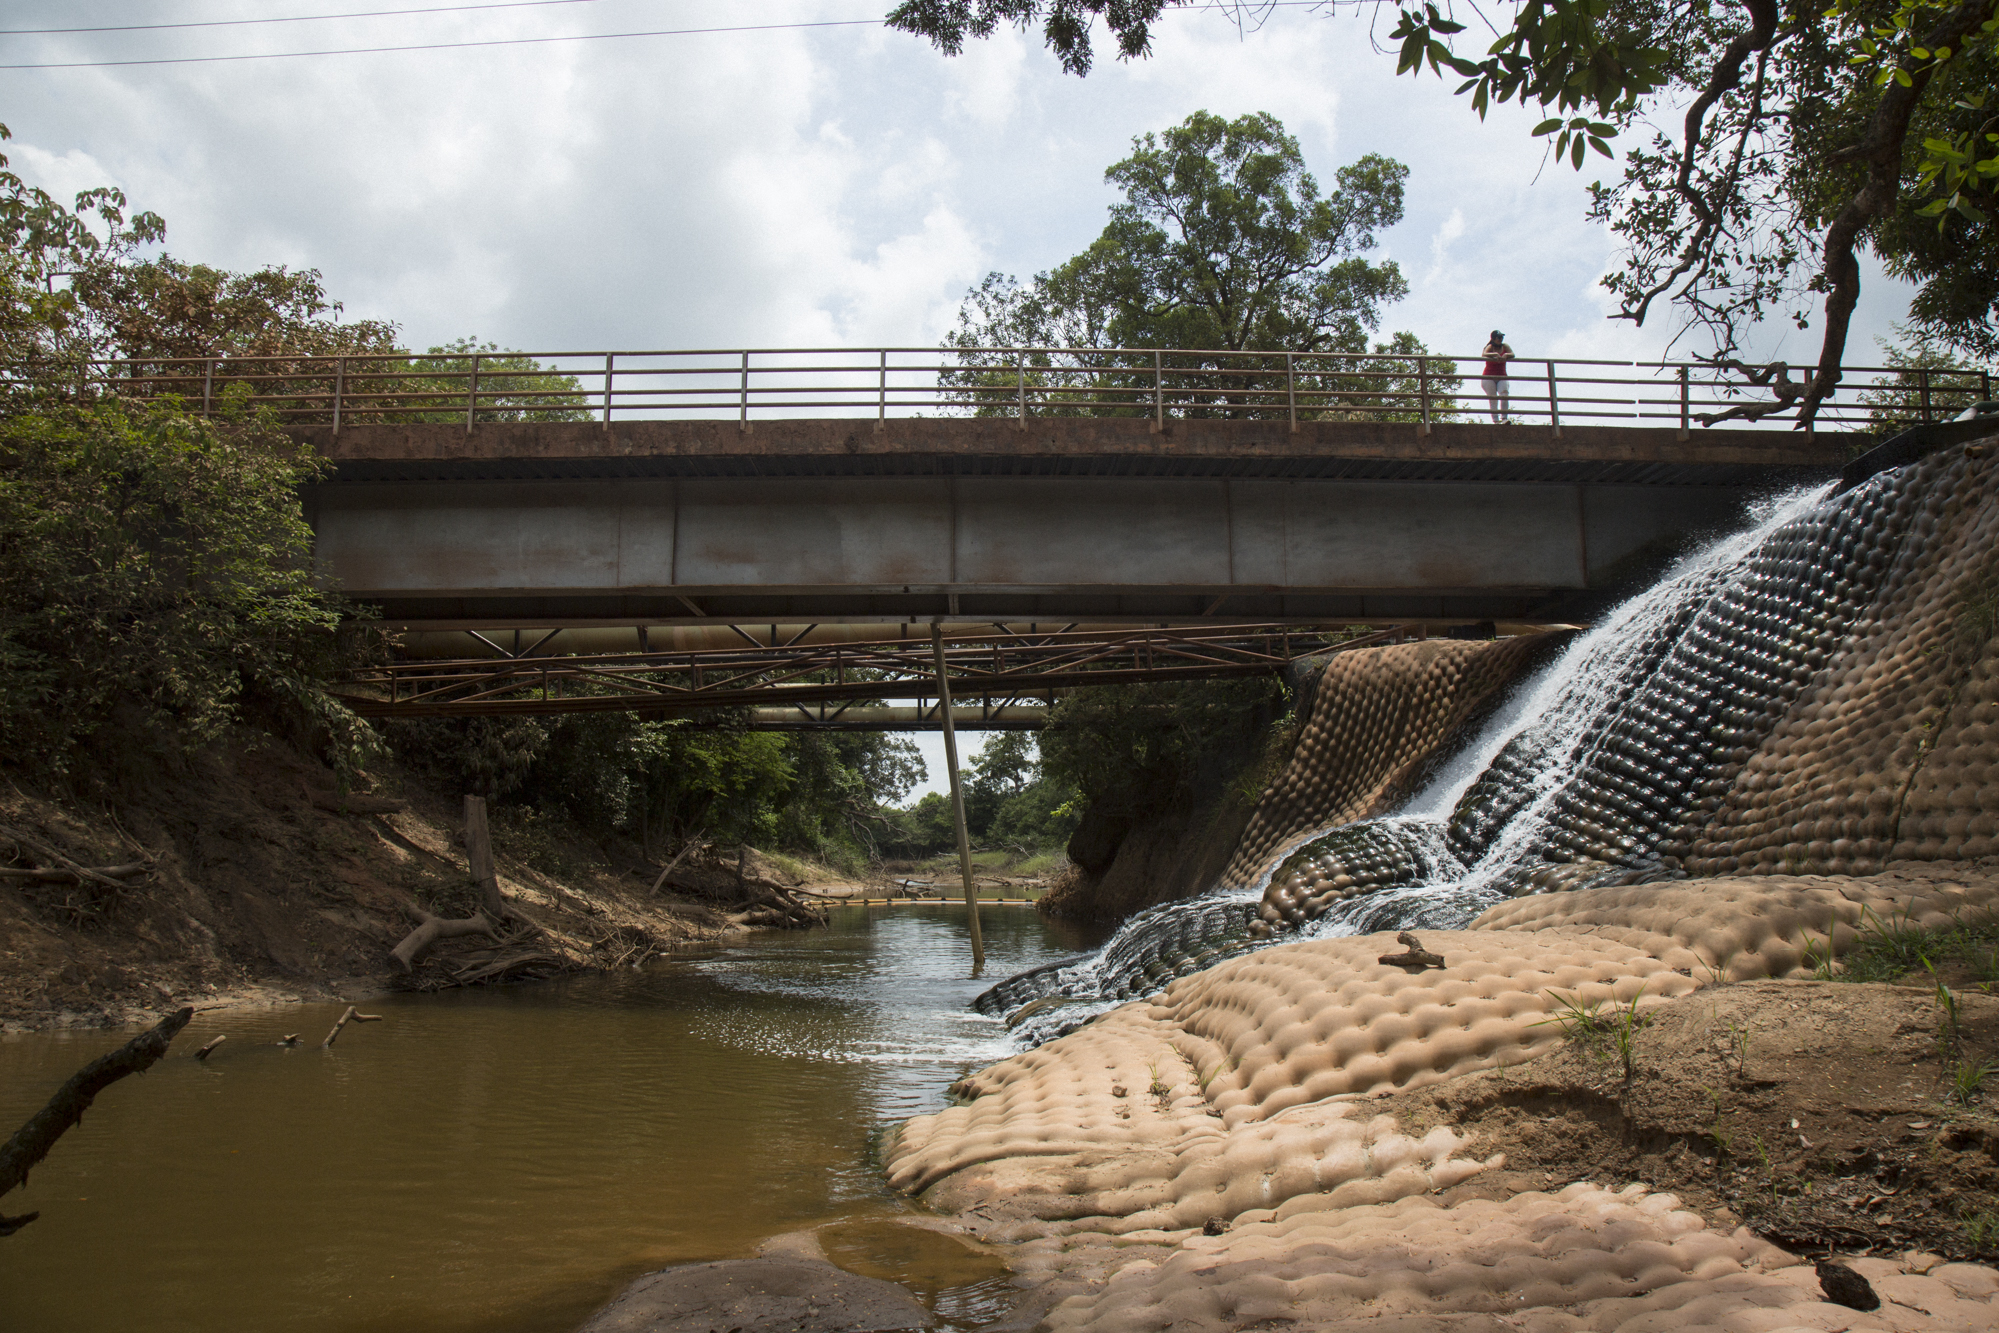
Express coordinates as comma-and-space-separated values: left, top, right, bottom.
453, 951, 562, 985
194, 1036, 227, 1061
319, 1006, 383, 1050
0, 1006, 193, 1235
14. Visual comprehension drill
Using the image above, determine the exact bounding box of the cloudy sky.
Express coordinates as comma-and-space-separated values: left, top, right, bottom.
3, 0, 1917, 364
0, 0, 1922, 798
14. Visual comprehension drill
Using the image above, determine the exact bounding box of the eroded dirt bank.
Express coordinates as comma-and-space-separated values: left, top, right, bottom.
0, 730, 832, 1031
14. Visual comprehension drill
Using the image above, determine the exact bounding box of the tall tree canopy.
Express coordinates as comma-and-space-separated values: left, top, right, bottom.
956, 110, 1409, 353
890, 0, 1999, 423
947, 110, 1449, 419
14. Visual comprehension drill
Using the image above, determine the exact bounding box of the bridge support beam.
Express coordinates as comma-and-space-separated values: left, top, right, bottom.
309, 475, 1760, 626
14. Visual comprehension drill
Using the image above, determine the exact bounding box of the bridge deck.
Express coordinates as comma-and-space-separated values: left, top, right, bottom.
298, 419, 1847, 629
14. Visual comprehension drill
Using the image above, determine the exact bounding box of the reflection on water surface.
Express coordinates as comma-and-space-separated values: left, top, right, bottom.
0, 905, 1104, 1333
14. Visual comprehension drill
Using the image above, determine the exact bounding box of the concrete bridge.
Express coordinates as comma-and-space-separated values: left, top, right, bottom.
299, 415, 1845, 628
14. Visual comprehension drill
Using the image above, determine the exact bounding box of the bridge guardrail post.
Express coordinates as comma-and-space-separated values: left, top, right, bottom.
333, 356, 344, 436
1546, 360, 1560, 438
877, 348, 887, 433
1287, 352, 1297, 434
1153, 348, 1163, 433
202, 359, 214, 419
1677, 365, 1690, 440
603, 353, 614, 431
1017, 352, 1026, 429
740, 350, 750, 433
1417, 357, 1430, 437
467, 353, 479, 435
1919, 366, 1932, 424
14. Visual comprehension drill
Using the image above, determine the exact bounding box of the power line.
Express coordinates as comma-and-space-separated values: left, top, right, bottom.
0, 17, 887, 70
0, 0, 628, 38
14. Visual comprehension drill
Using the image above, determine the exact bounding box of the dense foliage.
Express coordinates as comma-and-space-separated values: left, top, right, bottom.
890, 0, 1999, 418
944, 110, 1458, 421
0, 402, 370, 783
389, 712, 929, 871
1038, 677, 1287, 822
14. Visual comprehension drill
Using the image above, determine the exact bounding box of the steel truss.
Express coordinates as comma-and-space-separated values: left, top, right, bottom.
334, 622, 1426, 720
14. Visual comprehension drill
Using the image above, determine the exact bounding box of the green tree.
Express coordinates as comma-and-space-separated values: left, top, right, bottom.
890, 0, 1999, 421
1857, 328, 1995, 428
0, 402, 371, 783
384, 338, 589, 425
942, 111, 1455, 421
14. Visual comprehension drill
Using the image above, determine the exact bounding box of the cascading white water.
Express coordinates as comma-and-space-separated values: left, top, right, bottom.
1401, 484, 1833, 825
977, 473, 1891, 1030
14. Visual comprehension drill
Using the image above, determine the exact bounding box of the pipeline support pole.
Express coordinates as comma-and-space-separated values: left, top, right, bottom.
931, 624, 984, 974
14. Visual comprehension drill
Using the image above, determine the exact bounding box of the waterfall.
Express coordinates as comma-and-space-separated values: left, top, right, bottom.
979, 464, 1922, 1031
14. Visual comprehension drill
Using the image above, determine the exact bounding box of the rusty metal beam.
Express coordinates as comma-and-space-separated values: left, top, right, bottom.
334, 622, 1445, 719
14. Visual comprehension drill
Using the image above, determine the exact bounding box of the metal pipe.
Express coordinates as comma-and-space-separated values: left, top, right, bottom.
931, 623, 983, 973
333, 357, 345, 435
740, 350, 749, 430
1678, 365, 1690, 440
603, 353, 614, 429
467, 353, 479, 435
202, 359, 214, 418
1546, 360, 1561, 438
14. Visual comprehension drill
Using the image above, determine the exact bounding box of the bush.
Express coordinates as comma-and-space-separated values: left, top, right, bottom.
0, 401, 375, 783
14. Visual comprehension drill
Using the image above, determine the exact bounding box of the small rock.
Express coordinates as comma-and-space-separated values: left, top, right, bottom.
1203, 1218, 1228, 1236
1816, 1259, 1881, 1311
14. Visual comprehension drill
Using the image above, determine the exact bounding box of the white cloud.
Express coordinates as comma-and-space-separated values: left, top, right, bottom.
0, 0, 1926, 370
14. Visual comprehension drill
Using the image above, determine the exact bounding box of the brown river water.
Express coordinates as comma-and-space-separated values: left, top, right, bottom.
0, 905, 1107, 1333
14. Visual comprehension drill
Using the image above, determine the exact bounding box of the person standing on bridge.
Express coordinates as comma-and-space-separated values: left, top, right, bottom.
1480, 331, 1514, 424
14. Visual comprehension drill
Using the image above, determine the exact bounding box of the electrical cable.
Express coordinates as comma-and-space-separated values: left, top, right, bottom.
0, 17, 887, 70
0, 0, 629, 38
0, 0, 1331, 72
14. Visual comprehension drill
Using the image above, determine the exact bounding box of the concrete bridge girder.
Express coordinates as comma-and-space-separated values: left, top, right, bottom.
309, 475, 1749, 625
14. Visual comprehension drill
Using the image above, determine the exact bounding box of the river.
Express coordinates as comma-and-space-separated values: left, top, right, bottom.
0, 905, 1107, 1333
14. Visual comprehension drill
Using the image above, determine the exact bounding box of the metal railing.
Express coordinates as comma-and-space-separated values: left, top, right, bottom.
8, 346, 1992, 436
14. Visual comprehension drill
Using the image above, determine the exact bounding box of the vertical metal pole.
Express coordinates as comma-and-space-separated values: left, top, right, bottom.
1678, 365, 1690, 440
878, 348, 887, 426
1546, 360, 1561, 438
1154, 348, 1163, 430
1016, 353, 1025, 426
466, 353, 480, 434
1287, 351, 1296, 433
1417, 358, 1430, 436
740, 350, 750, 430
931, 624, 984, 973
202, 359, 214, 418
1919, 366, 1932, 424
603, 353, 614, 430
333, 356, 345, 435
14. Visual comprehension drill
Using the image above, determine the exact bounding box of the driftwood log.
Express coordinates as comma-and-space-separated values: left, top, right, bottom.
387, 794, 526, 971
390, 907, 499, 971
0, 824, 148, 893
0, 1006, 193, 1235
646, 829, 707, 895
193, 1035, 227, 1061
320, 1006, 384, 1049
1379, 932, 1447, 971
